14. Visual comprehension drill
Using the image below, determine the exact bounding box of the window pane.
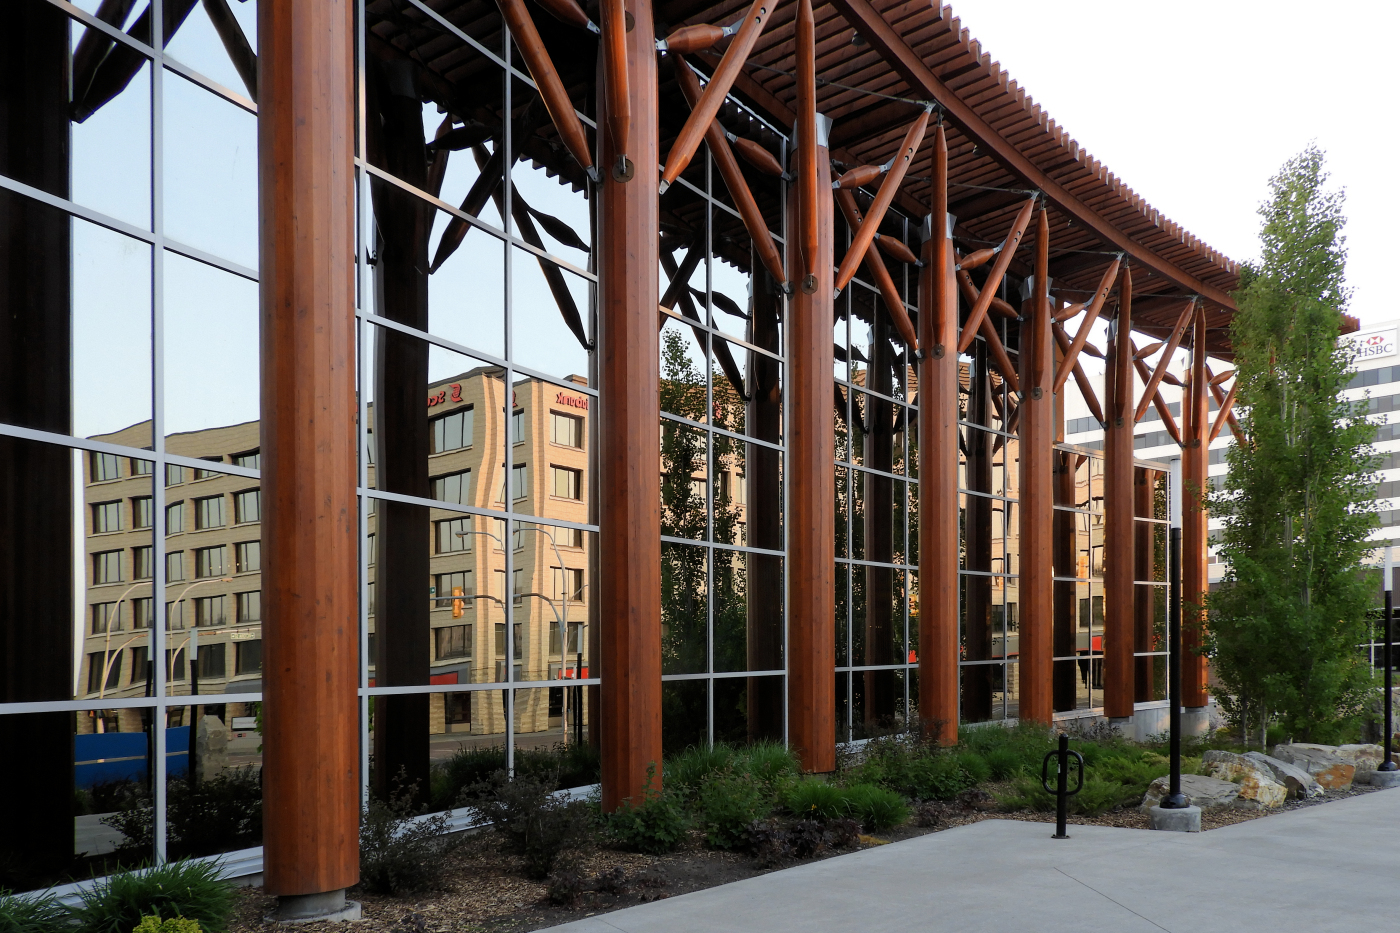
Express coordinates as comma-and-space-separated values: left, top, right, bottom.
164, 252, 259, 436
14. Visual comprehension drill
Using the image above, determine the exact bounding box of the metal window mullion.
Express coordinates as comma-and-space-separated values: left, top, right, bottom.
703, 156, 716, 748
500, 31, 517, 777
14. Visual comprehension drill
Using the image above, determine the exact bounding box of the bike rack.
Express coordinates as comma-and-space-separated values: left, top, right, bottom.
1041, 732, 1084, 839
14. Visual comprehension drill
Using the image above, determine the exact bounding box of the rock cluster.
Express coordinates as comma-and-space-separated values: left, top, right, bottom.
1200, 751, 1288, 809
1141, 773, 1240, 811
1269, 743, 1383, 790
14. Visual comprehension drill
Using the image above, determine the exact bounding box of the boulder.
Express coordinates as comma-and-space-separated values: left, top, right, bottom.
195, 714, 229, 782
1201, 751, 1288, 809
1243, 751, 1324, 799
1337, 744, 1385, 782
1271, 743, 1355, 790
1141, 773, 1240, 811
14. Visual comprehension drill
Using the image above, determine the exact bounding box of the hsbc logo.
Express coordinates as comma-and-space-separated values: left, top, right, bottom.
1349, 327, 1398, 362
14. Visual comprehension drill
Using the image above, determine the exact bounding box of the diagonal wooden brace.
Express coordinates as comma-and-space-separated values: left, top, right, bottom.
1052, 323, 1105, 425
957, 198, 1036, 354
1132, 299, 1196, 423
833, 189, 919, 352
1052, 258, 1120, 394
1131, 342, 1183, 445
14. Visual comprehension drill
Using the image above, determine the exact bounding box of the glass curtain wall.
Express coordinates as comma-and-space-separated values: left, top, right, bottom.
1, 0, 262, 889
956, 321, 1020, 724
655, 85, 789, 755
834, 216, 920, 742
355, 0, 601, 805
1134, 466, 1168, 702
1051, 445, 1106, 712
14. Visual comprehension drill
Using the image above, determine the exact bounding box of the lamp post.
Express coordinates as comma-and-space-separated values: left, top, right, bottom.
1375, 547, 1400, 785
1150, 457, 1199, 830
92, 581, 152, 705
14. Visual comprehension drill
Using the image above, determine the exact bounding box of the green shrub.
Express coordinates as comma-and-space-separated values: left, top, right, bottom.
952, 751, 991, 786
898, 755, 972, 801
515, 742, 602, 791
436, 745, 508, 807
783, 779, 847, 820
0, 888, 69, 933
359, 774, 460, 895
133, 916, 202, 933
695, 771, 771, 850
470, 770, 592, 880
664, 745, 734, 797
734, 742, 800, 785
984, 747, 1025, 781
996, 773, 1142, 817
102, 768, 263, 861
72, 860, 234, 933
840, 784, 908, 832
606, 769, 689, 854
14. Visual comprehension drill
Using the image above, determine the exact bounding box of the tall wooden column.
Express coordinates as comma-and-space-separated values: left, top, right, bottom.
918, 125, 958, 743
1017, 209, 1053, 724
259, 0, 359, 901
1103, 275, 1135, 718
1182, 304, 1211, 707
787, 117, 835, 772
597, 0, 662, 810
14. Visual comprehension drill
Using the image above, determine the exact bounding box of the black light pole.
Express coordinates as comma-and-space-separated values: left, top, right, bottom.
1162, 458, 1188, 810
1381, 547, 1397, 776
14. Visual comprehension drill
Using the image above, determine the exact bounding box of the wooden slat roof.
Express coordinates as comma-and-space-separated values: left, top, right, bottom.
366, 0, 1359, 357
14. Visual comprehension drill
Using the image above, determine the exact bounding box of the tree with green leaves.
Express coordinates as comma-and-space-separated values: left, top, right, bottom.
1208, 145, 1378, 744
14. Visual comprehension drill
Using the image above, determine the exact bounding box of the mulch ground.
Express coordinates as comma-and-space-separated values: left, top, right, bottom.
229, 782, 1383, 933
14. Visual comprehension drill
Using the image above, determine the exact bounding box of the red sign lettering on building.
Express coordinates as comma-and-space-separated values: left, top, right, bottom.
555, 391, 589, 411
427, 383, 463, 408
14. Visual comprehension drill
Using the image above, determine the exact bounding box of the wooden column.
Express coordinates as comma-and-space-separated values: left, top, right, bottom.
597, 0, 661, 810
1134, 468, 1157, 702
1182, 304, 1210, 707
0, 0, 75, 884
1017, 209, 1053, 724
787, 117, 835, 772
918, 125, 958, 743
1103, 277, 1135, 718
259, 0, 359, 898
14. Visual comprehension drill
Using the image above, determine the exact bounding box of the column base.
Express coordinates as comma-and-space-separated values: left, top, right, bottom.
267, 890, 362, 924
1181, 706, 1211, 737
1369, 769, 1400, 788
1148, 805, 1201, 832
1107, 716, 1133, 739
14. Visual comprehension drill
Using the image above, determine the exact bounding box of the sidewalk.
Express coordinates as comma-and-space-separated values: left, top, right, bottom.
542, 787, 1400, 932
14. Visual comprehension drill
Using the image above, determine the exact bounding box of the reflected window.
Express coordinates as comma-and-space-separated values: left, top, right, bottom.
509, 464, 528, 501
435, 624, 471, 660
235, 540, 260, 573
554, 567, 584, 602
195, 495, 225, 529
167, 600, 185, 630
167, 500, 185, 534
167, 551, 186, 582
133, 496, 153, 529
431, 408, 473, 454
93, 550, 122, 584
233, 449, 260, 470
133, 546, 153, 580
235, 640, 262, 675
495, 621, 523, 657
512, 409, 525, 445
550, 411, 583, 448
435, 571, 473, 613
127, 646, 148, 685
87, 651, 120, 693
432, 469, 472, 505
166, 464, 185, 486
167, 647, 186, 681
132, 458, 154, 476
236, 591, 260, 623
196, 642, 227, 678
195, 595, 228, 628
92, 501, 122, 533
92, 602, 119, 635
234, 488, 260, 524
550, 466, 581, 500
196, 545, 227, 578
133, 597, 154, 630
513, 568, 524, 605
436, 517, 472, 553
194, 457, 222, 480
91, 453, 122, 482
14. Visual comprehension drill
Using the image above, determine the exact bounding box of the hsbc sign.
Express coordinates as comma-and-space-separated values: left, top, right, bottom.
1348, 327, 1398, 363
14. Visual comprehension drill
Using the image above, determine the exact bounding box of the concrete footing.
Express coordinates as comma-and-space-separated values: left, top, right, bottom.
1369, 769, 1400, 788
267, 889, 362, 924
1148, 805, 1201, 833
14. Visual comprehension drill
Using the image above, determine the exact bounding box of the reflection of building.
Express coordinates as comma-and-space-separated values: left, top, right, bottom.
79, 421, 262, 735
78, 370, 599, 740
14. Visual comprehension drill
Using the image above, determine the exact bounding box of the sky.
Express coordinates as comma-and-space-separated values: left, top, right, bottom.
950, 0, 1399, 328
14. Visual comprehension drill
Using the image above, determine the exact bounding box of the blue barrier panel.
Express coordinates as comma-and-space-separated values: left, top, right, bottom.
74, 727, 191, 789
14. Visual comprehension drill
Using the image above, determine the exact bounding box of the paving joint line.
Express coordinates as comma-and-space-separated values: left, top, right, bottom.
1053, 866, 1173, 933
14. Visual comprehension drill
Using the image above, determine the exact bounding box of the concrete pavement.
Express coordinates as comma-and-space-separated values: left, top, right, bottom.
543, 787, 1400, 932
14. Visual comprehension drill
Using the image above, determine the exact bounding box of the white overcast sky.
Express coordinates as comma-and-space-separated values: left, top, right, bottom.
951, 0, 1399, 328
